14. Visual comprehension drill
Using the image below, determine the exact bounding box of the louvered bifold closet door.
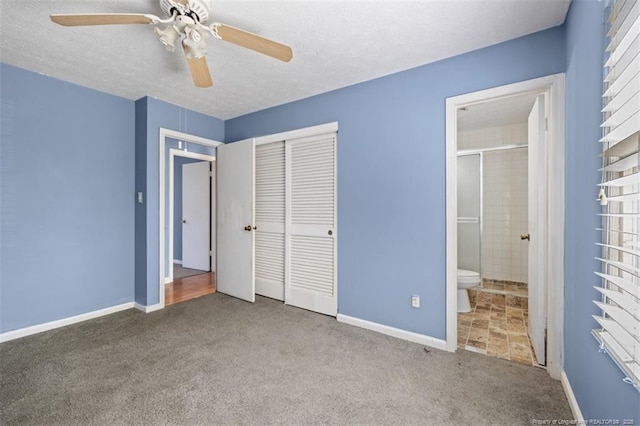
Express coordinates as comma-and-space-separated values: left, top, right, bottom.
286, 133, 337, 316
594, 0, 640, 391
255, 142, 286, 301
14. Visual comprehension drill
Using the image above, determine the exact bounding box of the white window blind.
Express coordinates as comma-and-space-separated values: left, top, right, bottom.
594, 0, 640, 392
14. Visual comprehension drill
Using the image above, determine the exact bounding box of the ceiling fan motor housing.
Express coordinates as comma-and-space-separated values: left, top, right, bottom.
160, 0, 210, 24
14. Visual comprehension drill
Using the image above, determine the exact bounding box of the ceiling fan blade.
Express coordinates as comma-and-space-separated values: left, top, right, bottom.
214, 24, 293, 63
184, 49, 213, 88
50, 13, 158, 27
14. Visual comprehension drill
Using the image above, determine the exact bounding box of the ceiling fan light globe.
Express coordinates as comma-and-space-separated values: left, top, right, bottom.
183, 26, 208, 58
155, 25, 180, 51
183, 43, 207, 59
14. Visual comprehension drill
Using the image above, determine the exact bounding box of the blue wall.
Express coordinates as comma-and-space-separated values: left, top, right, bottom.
564, 1, 639, 420
134, 97, 224, 306
0, 63, 135, 332
173, 156, 206, 262
134, 99, 148, 305
226, 27, 566, 339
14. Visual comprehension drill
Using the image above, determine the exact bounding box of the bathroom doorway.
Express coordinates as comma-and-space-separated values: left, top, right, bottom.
456, 131, 532, 365
445, 74, 566, 378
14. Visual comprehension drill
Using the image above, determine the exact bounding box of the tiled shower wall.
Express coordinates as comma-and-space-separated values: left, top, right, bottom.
459, 123, 528, 284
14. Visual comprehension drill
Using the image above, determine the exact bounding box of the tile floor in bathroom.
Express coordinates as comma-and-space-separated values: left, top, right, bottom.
483, 279, 528, 297
457, 283, 539, 367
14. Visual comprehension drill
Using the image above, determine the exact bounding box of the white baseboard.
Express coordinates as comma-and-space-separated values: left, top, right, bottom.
164, 277, 172, 284
134, 302, 163, 313
173, 260, 182, 265
0, 302, 134, 343
337, 314, 449, 351
561, 371, 584, 422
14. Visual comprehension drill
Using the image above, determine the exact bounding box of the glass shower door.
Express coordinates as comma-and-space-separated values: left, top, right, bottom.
457, 153, 481, 275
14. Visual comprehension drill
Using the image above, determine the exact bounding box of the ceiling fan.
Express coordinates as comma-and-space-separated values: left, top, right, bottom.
50, 0, 293, 88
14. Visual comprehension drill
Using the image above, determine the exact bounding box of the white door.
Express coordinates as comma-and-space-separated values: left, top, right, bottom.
182, 161, 210, 271
255, 142, 286, 300
285, 133, 337, 316
528, 94, 547, 365
216, 139, 256, 302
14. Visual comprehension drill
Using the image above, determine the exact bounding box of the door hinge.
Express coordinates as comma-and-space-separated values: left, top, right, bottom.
209, 250, 213, 256
545, 117, 549, 131
209, 171, 213, 177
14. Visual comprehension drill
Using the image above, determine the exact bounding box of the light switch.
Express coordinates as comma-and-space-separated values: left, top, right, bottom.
137, 192, 144, 204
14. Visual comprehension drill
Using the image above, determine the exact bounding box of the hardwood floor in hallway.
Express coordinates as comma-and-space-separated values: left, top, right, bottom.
165, 272, 215, 306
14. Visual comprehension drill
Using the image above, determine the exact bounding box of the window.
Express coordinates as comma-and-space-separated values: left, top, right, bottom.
594, 0, 640, 391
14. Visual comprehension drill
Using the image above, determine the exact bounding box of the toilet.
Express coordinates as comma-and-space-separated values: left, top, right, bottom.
458, 269, 481, 313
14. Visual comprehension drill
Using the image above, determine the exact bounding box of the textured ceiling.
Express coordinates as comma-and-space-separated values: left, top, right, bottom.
0, 0, 570, 120
458, 92, 540, 131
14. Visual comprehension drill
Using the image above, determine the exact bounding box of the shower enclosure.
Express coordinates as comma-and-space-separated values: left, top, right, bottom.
457, 153, 482, 277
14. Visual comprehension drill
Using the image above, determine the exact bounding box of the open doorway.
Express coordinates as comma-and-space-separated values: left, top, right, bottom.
445, 74, 566, 379
167, 153, 215, 305
159, 129, 223, 308
455, 92, 544, 366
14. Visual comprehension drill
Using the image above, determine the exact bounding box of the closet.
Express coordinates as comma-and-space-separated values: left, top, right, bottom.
217, 124, 338, 316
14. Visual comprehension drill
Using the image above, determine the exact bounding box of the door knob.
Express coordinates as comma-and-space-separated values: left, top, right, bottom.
521, 233, 530, 241
244, 225, 252, 231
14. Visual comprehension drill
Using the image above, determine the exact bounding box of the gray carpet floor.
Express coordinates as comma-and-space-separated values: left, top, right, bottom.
0, 294, 573, 425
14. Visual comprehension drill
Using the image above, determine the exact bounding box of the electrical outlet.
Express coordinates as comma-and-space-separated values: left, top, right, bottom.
411, 295, 420, 308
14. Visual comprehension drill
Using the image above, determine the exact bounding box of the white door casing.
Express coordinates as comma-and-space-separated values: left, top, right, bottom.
216, 139, 256, 302
285, 133, 338, 316
255, 142, 286, 301
182, 161, 210, 271
528, 94, 548, 366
